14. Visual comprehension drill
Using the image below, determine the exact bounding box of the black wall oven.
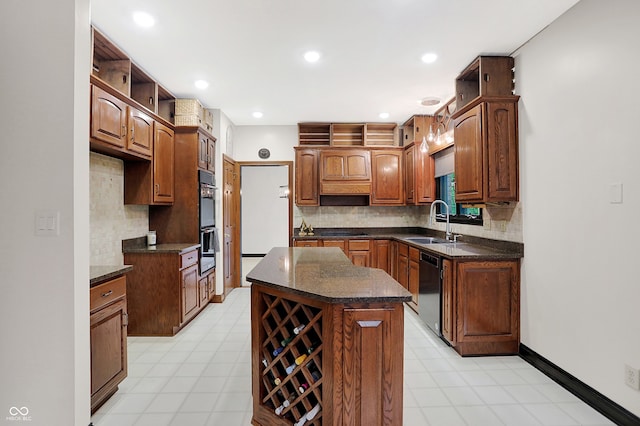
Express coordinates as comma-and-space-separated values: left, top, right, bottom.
199, 170, 216, 274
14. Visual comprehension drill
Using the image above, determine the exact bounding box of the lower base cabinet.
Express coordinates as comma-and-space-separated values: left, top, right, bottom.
442, 259, 520, 356
124, 248, 212, 336
90, 276, 128, 413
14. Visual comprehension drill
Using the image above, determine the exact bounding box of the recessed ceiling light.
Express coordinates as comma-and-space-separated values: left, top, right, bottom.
194, 80, 209, 89
252, 111, 263, 119
421, 52, 438, 64
304, 51, 321, 63
132, 11, 155, 28
379, 112, 390, 119
421, 97, 441, 106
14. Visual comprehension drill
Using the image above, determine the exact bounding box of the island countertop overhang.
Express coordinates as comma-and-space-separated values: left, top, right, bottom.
246, 247, 412, 304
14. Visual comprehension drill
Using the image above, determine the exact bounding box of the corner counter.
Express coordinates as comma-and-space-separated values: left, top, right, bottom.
247, 247, 411, 426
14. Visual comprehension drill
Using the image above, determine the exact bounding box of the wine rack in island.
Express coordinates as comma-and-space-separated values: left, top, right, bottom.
257, 292, 324, 425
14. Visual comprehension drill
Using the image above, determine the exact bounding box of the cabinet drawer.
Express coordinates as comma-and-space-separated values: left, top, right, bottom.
294, 240, 319, 248
90, 276, 126, 312
181, 250, 198, 269
397, 243, 408, 257
348, 239, 370, 251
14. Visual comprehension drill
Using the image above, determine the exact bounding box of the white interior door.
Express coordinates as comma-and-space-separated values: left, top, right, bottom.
241, 165, 289, 255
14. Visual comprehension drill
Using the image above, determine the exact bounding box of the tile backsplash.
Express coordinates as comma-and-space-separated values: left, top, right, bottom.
296, 202, 523, 243
90, 152, 148, 265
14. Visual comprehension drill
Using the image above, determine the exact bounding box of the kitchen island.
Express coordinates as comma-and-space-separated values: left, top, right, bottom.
247, 247, 411, 426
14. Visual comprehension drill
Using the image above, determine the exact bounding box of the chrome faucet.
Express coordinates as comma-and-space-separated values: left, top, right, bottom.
429, 200, 452, 241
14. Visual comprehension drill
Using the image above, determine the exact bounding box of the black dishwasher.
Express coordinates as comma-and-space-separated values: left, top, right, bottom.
418, 251, 441, 337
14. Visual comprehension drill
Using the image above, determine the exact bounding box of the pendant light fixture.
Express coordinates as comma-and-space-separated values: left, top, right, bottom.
420, 135, 429, 153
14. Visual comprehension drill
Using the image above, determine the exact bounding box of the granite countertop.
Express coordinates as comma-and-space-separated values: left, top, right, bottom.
122, 243, 200, 254
90, 265, 133, 287
246, 247, 412, 304
293, 227, 523, 260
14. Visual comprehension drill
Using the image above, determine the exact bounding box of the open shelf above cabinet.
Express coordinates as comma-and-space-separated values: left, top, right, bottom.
298, 122, 398, 146
91, 27, 176, 124
455, 56, 515, 110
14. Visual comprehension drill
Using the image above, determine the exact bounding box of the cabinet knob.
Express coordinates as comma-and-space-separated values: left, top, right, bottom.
122, 125, 126, 138
131, 126, 135, 141
101, 290, 113, 298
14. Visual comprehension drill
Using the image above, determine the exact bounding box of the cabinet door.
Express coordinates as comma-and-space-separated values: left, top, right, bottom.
416, 148, 436, 204
295, 149, 319, 206
456, 261, 519, 346
342, 307, 404, 425
371, 150, 404, 205
127, 106, 153, 157
198, 132, 209, 170
397, 255, 408, 291
91, 85, 127, 148
153, 122, 174, 204
349, 251, 370, 267
207, 138, 216, 172
90, 297, 127, 411
181, 264, 199, 322
441, 259, 455, 344
408, 248, 420, 307
486, 101, 518, 201
320, 150, 371, 181
372, 240, 390, 273
198, 276, 208, 306
207, 271, 216, 301
404, 146, 415, 204
454, 103, 484, 202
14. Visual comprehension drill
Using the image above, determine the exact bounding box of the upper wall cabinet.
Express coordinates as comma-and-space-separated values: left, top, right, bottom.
298, 122, 398, 147
92, 27, 175, 124
452, 56, 519, 203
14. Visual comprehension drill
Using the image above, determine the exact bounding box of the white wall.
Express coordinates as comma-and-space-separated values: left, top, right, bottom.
233, 125, 298, 162
517, 0, 640, 415
241, 166, 290, 254
0, 0, 91, 424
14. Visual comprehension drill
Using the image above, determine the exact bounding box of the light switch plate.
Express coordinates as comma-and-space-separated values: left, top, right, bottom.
35, 210, 60, 236
609, 183, 623, 204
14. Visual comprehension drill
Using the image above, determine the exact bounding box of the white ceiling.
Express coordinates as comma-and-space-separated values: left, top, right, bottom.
91, 0, 580, 126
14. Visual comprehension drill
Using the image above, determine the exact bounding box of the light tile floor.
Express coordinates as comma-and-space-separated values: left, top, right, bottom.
92, 278, 615, 425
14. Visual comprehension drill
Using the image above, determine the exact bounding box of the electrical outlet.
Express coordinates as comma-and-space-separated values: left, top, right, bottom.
496, 220, 507, 232
625, 364, 640, 390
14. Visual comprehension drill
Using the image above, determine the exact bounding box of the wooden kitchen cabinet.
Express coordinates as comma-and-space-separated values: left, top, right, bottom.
453, 56, 519, 204
90, 85, 128, 151
453, 98, 519, 203
408, 247, 420, 310
322, 238, 347, 255
371, 148, 404, 205
319, 149, 371, 195
404, 146, 416, 204
401, 115, 429, 145
293, 239, 320, 248
294, 148, 319, 206
198, 131, 216, 172
404, 142, 435, 205
124, 121, 175, 205
347, 239, 371, 267
441, 259, 520, 356
90, 276, 127, 413
127, 106, 153, 157
150, 126, 216, 244
396, 243, 419, 312
372, 239, 391, 273
124, 247, 204, 336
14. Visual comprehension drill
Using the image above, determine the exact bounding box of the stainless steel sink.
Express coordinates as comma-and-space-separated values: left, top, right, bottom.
405, 237, 448, 244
